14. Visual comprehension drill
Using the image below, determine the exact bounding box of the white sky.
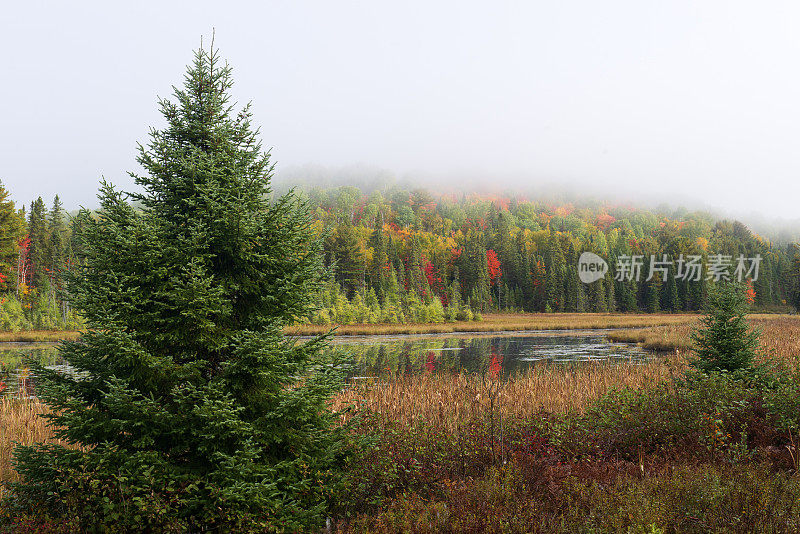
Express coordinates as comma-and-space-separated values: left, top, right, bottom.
2, 1, 800, 220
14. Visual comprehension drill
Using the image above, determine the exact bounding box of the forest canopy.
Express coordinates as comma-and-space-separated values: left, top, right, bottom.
297, 183, 798, 324
1, 181, 799, 329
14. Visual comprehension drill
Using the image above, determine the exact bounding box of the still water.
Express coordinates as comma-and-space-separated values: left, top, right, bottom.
324, 330, 650, 378
0, 330, 650, 395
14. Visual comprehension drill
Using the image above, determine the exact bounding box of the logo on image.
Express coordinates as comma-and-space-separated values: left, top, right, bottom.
578, 252, 609, 283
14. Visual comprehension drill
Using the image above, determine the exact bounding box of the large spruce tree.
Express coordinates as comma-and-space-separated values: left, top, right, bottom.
9, 45, 343, 532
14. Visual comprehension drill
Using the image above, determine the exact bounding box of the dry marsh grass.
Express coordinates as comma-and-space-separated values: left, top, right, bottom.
605, 314, 800, 355
606, 323, 695, 352
333, 314, 800, 431
332, 353, 687, 432
288, 312, 699, 336
0, 399, 71, 499
0, 331, 79, 343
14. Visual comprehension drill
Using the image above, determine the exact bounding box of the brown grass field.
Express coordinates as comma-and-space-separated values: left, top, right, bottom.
1, 313, 799, 508
332, 315, 800, 430
0, 399, 73, 500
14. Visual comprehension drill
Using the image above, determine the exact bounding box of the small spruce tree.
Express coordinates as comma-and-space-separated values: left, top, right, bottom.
8, 44, 344, 532
691, 281, 760, 373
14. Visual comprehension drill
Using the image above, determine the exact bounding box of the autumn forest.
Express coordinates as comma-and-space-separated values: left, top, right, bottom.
304, 184, 798, 325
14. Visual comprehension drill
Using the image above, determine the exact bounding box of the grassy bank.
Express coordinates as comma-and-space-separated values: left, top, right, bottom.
0, 399, 75, 501
287, 312, 700, 336
0, 330, 80, 343
605, 314, 799, 353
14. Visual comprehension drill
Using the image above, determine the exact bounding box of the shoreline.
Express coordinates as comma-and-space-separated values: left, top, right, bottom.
285, 312, 701, 337
0, 312, 791, 346
0, 331, 80, 343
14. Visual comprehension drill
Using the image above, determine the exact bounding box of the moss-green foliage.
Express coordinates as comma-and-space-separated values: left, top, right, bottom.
5, 45, 346, 532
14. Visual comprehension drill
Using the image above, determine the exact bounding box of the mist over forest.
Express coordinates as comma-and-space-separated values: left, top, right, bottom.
273, 164, 800, 244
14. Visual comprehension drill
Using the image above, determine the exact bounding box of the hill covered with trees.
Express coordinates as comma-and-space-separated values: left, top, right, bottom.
0, 179, 798, 329
300, 184, 799, 324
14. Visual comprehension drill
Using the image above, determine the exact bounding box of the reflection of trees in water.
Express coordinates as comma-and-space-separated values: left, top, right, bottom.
336, 337, 510, 376
328, 334, 647, 378
0, 346, 62, 397
336, 336, 628, 377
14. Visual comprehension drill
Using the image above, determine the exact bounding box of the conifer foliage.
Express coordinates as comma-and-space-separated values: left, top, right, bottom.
8, 45, 343, 531
691, 282, 760, 373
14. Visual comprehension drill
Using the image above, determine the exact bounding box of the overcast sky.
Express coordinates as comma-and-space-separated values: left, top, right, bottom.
3, 1, 800, 221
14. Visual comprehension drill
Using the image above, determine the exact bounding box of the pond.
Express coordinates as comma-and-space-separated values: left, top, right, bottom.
324, 330, 650, 379
0, 330, 650, 396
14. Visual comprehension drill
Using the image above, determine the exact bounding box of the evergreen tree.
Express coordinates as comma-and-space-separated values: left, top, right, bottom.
406, 234, 430, 301
662, 271, 679, 312
531, 255, 547, 312
691, 282, 759, 373
46, 196, 68, 321
545, 234, 566, 312
9, 45, 344, 531
45, 196, 66, 276
605, 275, 616, 311
368, 212, 389, 302
458, 229, 492, 312
0, 181, 24, 291
333, 219, 365, 298
26, 197, 48, 288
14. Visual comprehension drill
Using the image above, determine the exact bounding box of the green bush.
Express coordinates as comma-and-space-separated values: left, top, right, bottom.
553, 372, 766, 460
0, 295, 32, 331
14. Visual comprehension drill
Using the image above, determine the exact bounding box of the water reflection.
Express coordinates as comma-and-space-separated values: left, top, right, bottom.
323, 330, 650, 379
0, 331, 652, 395
0, 344, 63, 398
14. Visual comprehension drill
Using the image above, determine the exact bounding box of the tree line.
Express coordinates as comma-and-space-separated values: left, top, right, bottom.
0, 185, 83, 330
303, 185, 799, 323
0, 182, 798, 330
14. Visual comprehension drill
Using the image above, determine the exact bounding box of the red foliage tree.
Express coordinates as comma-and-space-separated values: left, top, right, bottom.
424, 259, 448, 306
745, 278, 756, 305
486, 249, 502, 285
